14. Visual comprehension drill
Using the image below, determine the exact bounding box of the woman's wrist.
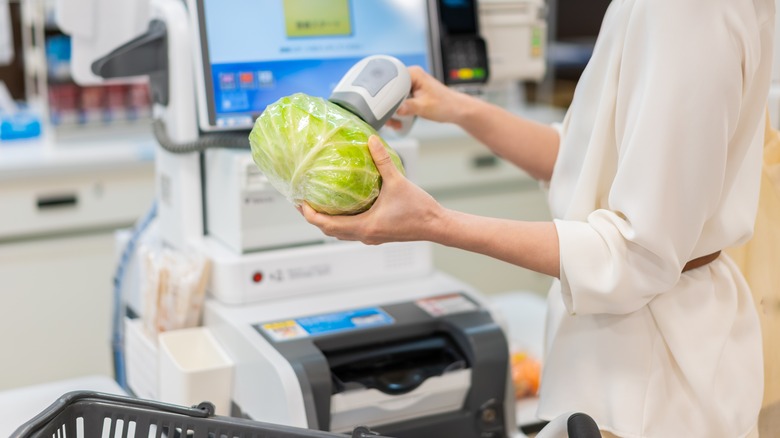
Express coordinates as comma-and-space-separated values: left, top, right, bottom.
448, 92, 482, 126
424, 204, 457, 246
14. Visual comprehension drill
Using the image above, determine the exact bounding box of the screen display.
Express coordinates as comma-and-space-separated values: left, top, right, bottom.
438, 0, 477, 35
198, 0, 432, 130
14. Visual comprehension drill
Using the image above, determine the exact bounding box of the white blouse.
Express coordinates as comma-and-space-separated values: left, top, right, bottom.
538, 0, 774, 437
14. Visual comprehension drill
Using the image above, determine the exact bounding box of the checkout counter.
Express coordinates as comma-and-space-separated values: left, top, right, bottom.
0, 0, 568, 436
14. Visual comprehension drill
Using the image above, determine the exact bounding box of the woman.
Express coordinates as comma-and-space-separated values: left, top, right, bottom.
300, 0, 774, 436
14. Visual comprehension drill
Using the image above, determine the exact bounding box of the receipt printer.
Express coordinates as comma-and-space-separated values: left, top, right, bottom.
204, 274, 514, 438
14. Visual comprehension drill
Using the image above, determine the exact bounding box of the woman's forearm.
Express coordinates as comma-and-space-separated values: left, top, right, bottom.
299, 135, 560, 277
430, 207, 560, 278
453, 96, 561, 182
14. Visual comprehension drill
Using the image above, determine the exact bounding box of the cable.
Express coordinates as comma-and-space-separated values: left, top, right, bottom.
111, 201, 157, 390
151, 119, 250, 153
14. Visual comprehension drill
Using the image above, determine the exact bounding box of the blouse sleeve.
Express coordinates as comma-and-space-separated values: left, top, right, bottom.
555, 0, 747, 315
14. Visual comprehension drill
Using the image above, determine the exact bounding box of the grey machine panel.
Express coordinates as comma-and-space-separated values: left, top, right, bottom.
253, 294, 510, 438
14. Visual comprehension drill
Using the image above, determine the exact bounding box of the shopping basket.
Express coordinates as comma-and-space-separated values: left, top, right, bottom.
11, 391, 391, 438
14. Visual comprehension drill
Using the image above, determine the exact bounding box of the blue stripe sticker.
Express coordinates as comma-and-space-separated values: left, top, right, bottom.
295, 307, 394, 337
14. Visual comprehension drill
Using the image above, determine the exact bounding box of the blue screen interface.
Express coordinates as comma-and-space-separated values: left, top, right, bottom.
201, 0, 431, 129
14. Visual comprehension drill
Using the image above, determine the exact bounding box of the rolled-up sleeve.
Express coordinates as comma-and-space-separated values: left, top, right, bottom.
556, 0, 745, 315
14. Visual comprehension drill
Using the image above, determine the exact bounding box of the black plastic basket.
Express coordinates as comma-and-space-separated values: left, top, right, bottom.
11, 391, 390, 438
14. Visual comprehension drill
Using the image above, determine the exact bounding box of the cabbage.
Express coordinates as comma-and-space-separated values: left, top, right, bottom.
249, 93, 404, 215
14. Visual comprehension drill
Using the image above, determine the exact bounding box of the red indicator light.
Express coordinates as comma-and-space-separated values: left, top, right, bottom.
252, 272, 263, 283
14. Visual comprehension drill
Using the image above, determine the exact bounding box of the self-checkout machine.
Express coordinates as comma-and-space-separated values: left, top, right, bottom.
55, 1, 550, 437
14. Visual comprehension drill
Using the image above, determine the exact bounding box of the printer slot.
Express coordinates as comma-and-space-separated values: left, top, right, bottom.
325, 334, 468, 396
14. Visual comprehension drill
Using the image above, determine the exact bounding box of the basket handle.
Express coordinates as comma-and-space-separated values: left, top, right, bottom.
11, 390, 212, 438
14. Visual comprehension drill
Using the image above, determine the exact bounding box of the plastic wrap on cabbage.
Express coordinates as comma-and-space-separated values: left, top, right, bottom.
249, 93, 404, 215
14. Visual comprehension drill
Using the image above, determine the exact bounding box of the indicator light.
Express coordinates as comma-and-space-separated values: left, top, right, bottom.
252, 272, 263, 283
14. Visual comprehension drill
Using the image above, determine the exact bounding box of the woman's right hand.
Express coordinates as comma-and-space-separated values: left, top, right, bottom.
390, 66, 472, 126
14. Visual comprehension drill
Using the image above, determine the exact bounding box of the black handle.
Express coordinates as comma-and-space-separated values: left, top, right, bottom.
36, 194, 77, 210
91, 20, 169, 105
567, 412, 602, 438
11, 391, 211, 438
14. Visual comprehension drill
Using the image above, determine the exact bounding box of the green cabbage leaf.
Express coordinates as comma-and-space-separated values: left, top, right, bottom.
249, 93, 404, 215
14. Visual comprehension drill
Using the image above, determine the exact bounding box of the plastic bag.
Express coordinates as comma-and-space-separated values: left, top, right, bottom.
140, 246, 211, 336
511, 351, 542, 399
489, 291, 546, 399
249, 93, 404, 215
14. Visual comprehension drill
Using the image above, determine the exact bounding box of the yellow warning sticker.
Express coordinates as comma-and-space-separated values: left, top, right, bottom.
261, 320, 308, 341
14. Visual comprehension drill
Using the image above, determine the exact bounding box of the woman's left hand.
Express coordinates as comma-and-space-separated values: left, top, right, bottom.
300, 135, 445, 245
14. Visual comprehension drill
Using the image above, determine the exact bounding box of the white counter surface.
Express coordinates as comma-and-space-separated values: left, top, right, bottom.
0, 124, 156, 181
0, 375, 126, 437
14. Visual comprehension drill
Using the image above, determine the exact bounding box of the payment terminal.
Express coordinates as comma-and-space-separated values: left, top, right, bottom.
436, 0, 490, 86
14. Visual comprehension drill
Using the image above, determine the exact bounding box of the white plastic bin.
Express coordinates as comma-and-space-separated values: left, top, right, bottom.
157, 327, 234, 415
